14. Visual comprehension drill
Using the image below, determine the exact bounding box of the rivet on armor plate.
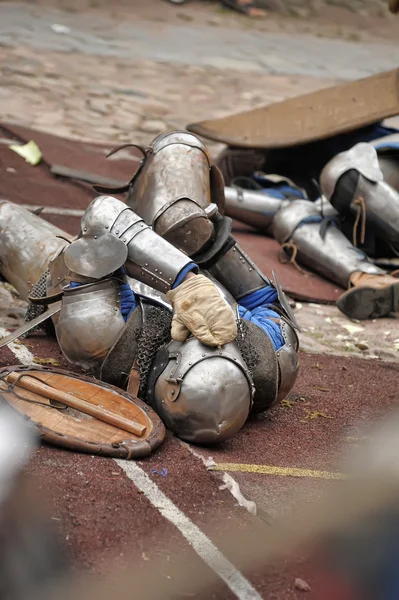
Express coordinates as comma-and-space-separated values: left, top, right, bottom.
169, 278, 172, 281
233, 247, 236, 252
155, 269, 158, 272
105, 225, 109, 229
171, 390, 175, 396
58, 277, 61, 280
145, 263, 148, 267
115, 230, 119, 234
84, 228, 87, 232
94, 235, 97, 239
114, 307, 118, 312
202, 354, 206, 357
188, 362, 192, 366
159, 271, 162, 275
249, 268, 252, 271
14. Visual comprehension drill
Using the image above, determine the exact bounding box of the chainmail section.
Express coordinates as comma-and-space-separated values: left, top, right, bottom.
24, 270, 54, 336
236, 318, 259, 376
135, 305, 173, 398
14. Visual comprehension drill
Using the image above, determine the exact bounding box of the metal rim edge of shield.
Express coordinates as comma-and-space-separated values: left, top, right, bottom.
186, 69, 399, 149
0, 365, 166, 459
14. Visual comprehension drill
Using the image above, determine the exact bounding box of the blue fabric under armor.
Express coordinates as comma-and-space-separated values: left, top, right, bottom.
252, 173, 306, 201
238, 286, 284, 351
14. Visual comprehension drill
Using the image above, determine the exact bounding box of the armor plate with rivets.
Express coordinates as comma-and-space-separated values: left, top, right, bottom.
63, 195, 195, 294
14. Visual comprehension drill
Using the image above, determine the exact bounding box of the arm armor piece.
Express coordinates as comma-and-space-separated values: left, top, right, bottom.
63, 196, 195, 294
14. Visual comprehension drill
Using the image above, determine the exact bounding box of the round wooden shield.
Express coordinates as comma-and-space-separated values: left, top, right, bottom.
0, 365, 165, 459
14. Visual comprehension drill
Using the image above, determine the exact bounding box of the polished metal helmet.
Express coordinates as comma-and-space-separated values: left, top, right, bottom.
146, 337, 254, 445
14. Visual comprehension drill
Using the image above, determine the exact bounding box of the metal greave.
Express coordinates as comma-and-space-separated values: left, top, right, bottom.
273, 200, 384, 289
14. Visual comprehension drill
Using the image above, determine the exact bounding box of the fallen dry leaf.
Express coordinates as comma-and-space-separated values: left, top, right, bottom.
280, 399, 296, 409
33, 357, 61, 367
303, 409, 333, 421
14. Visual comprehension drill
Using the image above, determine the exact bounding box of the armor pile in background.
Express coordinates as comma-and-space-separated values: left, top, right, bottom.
0, 131, 299, 445
217, 135, 399, 321
185, 68, 399, 322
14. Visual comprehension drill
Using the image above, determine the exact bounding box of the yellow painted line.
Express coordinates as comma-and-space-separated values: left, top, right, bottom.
213, 463, 345, 480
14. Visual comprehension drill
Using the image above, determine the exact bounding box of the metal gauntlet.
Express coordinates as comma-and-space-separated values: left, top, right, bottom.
63, 196, 195, 294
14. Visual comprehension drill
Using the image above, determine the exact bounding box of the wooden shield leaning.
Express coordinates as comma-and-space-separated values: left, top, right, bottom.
0, 365, 165, 459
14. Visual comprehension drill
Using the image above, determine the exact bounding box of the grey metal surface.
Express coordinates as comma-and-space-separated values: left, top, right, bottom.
320, 143, 384, 201
0, 3, 397, 79
273, 200, 383, 288
276, 320, 300, 403
128, 131, 214, 256
320, 144, 399, 251
350, 177, 399, 252
152, 337, 253, 445
224, 186, 289, 232
124, 226, 195, 294
209, 243, 272, 300
55, 278, 125, 371
273, 199, 321, 243
0, 201, 70, 301
64, 195, 194, 293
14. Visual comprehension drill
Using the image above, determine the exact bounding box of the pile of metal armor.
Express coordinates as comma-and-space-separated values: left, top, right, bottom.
218, 131, 399, 321
0, 131, 299, 445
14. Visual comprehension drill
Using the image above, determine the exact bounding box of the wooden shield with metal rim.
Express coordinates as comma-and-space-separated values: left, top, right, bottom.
187, 69, 399, 149
0, 365, 165, 459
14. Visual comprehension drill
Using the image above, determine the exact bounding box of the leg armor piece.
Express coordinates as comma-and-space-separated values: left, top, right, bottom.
126, 131, 226, 256
63, 195, 195, 294
273, 199, 384, 289
0, 201, 70, 301
320, 143, 399, 254
223, 186, 290, 234
207, 245, 299, 410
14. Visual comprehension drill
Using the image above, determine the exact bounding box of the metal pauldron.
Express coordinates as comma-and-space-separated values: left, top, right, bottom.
55, 277, 125, 372
63, 196, 194, 294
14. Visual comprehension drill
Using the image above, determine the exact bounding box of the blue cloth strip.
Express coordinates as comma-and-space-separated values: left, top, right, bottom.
172, 263, 198, 289
238, 286, 284, 350
252, 174, 306, 200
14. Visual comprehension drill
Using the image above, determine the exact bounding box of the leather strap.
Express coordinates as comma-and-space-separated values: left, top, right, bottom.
127, 360, 140, 398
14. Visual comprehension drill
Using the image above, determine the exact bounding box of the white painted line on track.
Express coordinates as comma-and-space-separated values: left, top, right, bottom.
3, 331, 260, 600
0, 327, 35, 364
116, 460, 262, 600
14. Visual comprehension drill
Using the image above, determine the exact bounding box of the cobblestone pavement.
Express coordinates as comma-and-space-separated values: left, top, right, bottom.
0, 0, 398, 360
